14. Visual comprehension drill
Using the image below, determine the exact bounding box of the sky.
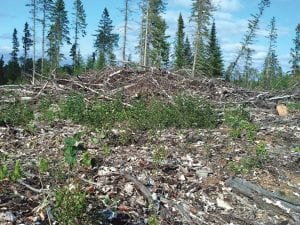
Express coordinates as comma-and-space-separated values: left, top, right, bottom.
0, 0, 299, 72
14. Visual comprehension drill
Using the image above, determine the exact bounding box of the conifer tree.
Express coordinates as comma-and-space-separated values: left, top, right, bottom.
184, 37, 193, 67
148, 0, 169, 67
0, 55, 5, 85
262, 17, 282, 87
22, 22, 33, 60
71, 0, 87, 70
190, 0, 213, 77
86, 52, 96, 70
207, 21, 224, 77
138, 0, 169, 68
47, 0, 70, 70
242, 47, 255, 86
37, 0, 54, 75
94, 8, 119, 66
7, 29, 21, 82
174, 13, 185, 69
290, 24, 300, 77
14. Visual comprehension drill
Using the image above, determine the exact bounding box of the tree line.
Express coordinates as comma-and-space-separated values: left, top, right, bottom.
0, 0, 299, 90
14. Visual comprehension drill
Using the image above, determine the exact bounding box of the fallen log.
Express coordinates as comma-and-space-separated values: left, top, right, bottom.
226, 178, 300, 224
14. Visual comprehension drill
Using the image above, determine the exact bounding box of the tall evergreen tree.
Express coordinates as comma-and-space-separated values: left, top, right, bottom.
7, 29, 21, 82
290, 24, 300, 77
48, 0, 70, 70
22, 22, 33, 60
71, 0, 87, 70
226, 0, 270, 80
262, 17, 282, 87
184, 37, 193, 67
0, 55, 6, 85
138, 0, 169, 68
11, 29, 19, 63
94, 8, 119, 66
148, 0, 169, 67
37, 0, 54, 75
207, 21, 224, 77
190, 0, 213, 77
242, 47, 255, 86
174, 13, 185, 69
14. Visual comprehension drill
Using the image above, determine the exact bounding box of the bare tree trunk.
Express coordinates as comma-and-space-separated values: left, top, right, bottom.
143, 3, 149, 67
122, 0, 129, 63
32, 0, 36, 84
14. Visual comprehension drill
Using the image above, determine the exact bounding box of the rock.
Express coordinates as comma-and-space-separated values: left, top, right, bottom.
276, 104, 288, 117
0, 212, 16, 223
216, 196, 233, 210
196, 168, 213, 179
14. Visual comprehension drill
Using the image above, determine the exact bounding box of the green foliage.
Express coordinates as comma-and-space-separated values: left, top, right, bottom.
81, 152, 91, 167
152, 146, 167, 167
63, 133, 82, 168
148, 214, 160, 225
174, 13, 186, 69
94, 8, 119, 65
0, 164, 9, 181
291, 146, 300, 153
208, 21, 224, 77
0, 101, 34, 126
228, 143, 268, 175
38, 158, 49, 173
38, 97, 57, 125
59, 94, 218, 131
53, 184, 87, 225
10, 160, 22, 181
102, 143, 112, 156
60, 93, 85, 123
225, 106, 257, 141
288, 102, 300, 111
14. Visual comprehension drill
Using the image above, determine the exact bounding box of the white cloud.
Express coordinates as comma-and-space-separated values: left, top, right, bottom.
212, 0, 242, 12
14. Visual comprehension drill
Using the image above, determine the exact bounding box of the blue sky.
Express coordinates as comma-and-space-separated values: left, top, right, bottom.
0, 0, 299, 72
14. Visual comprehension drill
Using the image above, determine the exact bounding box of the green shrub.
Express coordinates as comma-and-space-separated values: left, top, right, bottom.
225, 106, 257, 141
0, 101, 34, 126
53, 184, 87, 225
63, 133, 82, 168
60, 93, 85, 123
288, 102, 300, 111
0, 164, 8, 180
10, 160, 23, 181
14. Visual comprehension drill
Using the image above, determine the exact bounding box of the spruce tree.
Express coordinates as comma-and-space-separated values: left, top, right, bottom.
138, 0, 169, 68
71, 0, 87, 70
48, 0, 70, 70
290, 24, 300, 77
184, 37, 193, 67
0, 55, 6, 85
207, 21, 224, 77
7, 29, 21, 82
148, 0, 169, 67
11, 29, 19, 63
94, 8, 119, 66
262, 17, 282, 88
22, 22, 33, 60
190, 0, 213, 77
242, 47, 255, 86
174, 13, 185, 69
